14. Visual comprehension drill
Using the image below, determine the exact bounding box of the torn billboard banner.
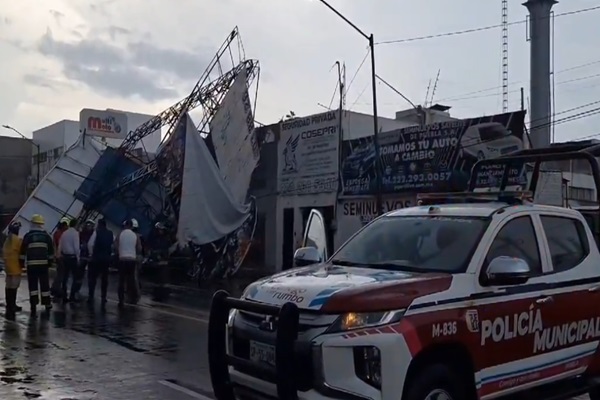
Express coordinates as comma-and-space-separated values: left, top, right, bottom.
209, 67, 259, 205
80, 108, 128, 139
340, 110, 526, 196
177, 114, 250, 247
277, 110, 340, 196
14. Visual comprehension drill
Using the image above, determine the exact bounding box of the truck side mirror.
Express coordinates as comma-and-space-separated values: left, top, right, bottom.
293, 247, 321, 267
486, 256, 530, 286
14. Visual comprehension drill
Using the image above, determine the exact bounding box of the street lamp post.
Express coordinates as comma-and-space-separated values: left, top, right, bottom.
2, 125, 41, 187
318, 0, 383, 216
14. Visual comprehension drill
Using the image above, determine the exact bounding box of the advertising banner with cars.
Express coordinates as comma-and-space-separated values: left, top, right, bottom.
340, 111, 526, 196
335, 194, 416, 248
277, 110, 340, 196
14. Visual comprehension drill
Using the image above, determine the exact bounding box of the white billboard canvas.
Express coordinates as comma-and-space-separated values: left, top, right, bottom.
209, 68, 258, 205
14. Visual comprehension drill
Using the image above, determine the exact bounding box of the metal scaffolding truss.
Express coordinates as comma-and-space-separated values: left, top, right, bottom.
114, 60, 259, 192
78, 26, 261, 229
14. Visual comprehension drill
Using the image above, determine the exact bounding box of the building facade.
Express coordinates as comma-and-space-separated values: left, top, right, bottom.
32, 109, 162, 183
0, 136, 33, 220
243, 106, 458, 272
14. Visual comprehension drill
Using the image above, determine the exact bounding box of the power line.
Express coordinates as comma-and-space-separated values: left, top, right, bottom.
436, 59, 600, 102
528, 99, 600, 127
458, 107, 600, 151
346, 48, 370, 94
441, 72, 600, 102
348, 82, 370, 111
376, 5, 600, 45
353, 71, 600, 107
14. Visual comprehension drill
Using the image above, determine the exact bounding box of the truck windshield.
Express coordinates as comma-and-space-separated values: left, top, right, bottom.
331, 216, 489, 273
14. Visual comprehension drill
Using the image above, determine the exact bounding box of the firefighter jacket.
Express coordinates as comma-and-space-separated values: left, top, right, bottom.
3, 234, 23, 276
19, 228, 55, 268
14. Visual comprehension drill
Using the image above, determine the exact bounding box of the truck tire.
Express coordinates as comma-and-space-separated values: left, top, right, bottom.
589, 386, 600, 400
404, 363, 470, 400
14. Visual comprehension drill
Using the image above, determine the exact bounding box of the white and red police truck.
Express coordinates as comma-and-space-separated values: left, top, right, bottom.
208, 145, 600, 400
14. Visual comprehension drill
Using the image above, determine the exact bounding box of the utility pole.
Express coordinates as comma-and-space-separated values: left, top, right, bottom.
335, 61, 344, 209
524, 0, 557, 148
520, 87, 525, 111
2, 124, 40, 187
318, 0, 383, 215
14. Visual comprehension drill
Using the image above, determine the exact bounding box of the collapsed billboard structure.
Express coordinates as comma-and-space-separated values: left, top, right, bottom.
11, 27, 262, 281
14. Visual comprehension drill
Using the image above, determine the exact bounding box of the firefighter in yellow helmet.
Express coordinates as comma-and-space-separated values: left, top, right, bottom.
19, 214, 54, 316
3, 221, 23, 319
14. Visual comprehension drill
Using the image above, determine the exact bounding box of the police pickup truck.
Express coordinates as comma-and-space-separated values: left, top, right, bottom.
208, 146, 600, 400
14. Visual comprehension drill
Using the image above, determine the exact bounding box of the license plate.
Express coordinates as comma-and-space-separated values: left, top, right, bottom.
249, 341, 276, 366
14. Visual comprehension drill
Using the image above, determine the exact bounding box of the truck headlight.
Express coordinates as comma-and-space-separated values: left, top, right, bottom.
326, 310, 405, 333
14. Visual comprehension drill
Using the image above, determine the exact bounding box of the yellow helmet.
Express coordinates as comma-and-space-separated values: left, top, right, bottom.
31, 214, 45, 225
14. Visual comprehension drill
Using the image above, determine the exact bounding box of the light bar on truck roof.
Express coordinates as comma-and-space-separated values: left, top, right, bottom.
417, 191, 534, 206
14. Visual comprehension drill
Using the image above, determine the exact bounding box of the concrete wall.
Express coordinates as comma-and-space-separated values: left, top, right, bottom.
0, 136, 33, 213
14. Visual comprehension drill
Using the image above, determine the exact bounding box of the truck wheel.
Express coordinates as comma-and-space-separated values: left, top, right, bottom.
589, 386, 600, 400
404, 364, 470, 400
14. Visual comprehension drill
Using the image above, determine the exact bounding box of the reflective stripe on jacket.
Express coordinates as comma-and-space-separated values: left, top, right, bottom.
19, 228, 54, 268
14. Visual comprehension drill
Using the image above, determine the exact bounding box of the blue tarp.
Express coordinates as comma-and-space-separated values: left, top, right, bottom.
75, 148, 162, 236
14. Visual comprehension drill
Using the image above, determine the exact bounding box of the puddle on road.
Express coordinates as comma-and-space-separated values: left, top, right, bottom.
0, 366, 35, 385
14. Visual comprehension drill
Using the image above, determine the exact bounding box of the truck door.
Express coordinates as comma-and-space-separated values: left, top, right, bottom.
472, 213, 552, 398
302, 209, 329, 262
536, 213, 599, 375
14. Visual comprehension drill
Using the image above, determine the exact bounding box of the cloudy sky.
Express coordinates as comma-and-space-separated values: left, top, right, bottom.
1, 0, 599, 143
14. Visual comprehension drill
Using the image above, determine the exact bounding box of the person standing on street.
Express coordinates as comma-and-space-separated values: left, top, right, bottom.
72, 219, 94, 301
149, 222, 172, 301
19, 214, 54, 316
87, 218, 113, 306
130, 218, 143, 303
3, 221, 23, 319
58, 219, 80, 303
50, 217, 69, 301
115, 219, 141, 308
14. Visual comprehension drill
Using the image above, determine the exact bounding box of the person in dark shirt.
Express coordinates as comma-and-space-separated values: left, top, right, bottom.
87, 218, 114, 306
149, 222, 172, 301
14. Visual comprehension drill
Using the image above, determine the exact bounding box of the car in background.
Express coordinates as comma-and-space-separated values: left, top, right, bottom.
460, 122, 523, 161
342, 142, 376, 180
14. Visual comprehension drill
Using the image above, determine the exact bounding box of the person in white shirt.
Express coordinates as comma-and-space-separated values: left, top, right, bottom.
115, 219, 141, 307
58, 219, 80, 303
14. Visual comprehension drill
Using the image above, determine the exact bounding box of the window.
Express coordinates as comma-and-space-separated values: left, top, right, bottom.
304, 213, 327, 261
332, 216, 489, 273
479, 125, 509, 142
568, 186, 594, 202
485, 216, 542, 275
541, 216, 589, 272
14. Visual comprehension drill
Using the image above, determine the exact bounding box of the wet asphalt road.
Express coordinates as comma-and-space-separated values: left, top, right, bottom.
0, 274, 592, 400
0, 274, 214, 400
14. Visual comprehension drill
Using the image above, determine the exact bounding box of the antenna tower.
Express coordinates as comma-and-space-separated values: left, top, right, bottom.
430, 69, 441, 106
502, 0, 509, 112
